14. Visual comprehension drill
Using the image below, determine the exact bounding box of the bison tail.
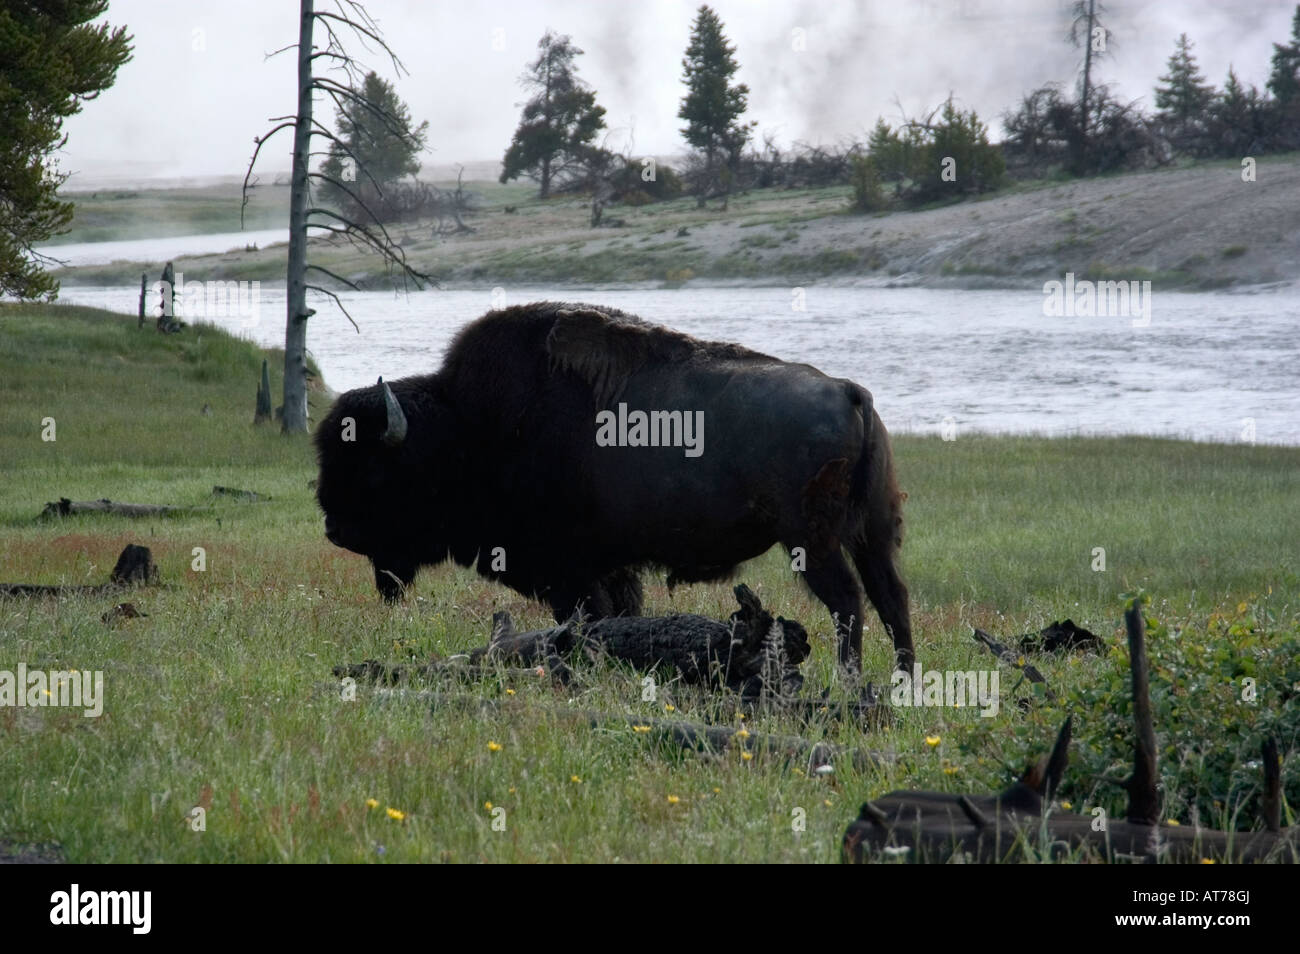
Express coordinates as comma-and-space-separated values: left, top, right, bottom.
847, 388, 904, 556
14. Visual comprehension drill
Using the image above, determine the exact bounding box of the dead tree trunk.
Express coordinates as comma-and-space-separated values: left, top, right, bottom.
1122, 601, 1160, 826
465, 584, 812, 695
254, 358, 273, 424
39, 498, 187, 519
0, 544, 156, 598
281, 0, 314, 435
844, 598, 1297, 864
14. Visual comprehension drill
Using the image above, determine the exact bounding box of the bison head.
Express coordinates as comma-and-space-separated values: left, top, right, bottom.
314, 375, 464, 599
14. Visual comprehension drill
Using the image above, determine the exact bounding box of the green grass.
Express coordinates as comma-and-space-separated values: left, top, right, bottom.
1, 304, 1297, 862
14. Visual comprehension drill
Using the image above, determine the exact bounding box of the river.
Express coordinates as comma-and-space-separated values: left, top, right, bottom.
51, 280, 1300, 445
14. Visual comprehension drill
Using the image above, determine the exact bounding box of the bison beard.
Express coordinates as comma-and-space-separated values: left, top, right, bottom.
313, 302, 913, 672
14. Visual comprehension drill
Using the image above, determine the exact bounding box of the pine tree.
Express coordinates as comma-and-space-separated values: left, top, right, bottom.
499, 31, 607, 199
0, 0, 132, 300
1266, 4, 1300, 104
678, 5, 754, 206
1208, 66, 1265, 156
320, 71, 428, 222
1155, 34, 1215, 155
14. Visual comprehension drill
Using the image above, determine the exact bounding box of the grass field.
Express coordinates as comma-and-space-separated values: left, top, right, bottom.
1, 304, 1297, 862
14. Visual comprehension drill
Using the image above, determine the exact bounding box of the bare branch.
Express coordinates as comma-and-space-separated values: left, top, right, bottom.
305, 283, 360, 332
241, 121, 296, 228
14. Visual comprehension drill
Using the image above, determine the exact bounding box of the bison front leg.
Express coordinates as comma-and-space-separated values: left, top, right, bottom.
372, 556, 416, 602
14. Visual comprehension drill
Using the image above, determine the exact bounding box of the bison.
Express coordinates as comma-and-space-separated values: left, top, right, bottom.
314, 302, 913, 671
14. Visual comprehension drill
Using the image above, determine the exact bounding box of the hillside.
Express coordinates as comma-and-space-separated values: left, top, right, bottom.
53, 155, 1300, 291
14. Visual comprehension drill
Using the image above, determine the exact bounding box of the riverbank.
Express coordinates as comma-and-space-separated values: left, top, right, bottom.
49, 154, 1300, 291
1, 304, 1297, 861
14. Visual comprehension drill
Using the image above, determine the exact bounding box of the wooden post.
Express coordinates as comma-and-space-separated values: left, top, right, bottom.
138, 273, 147, 327
1122, 600, 1160, 826
254, 358, 273, 424
157, 261, 176, 332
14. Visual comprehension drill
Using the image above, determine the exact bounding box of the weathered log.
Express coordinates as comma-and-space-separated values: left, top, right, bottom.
842, 715, 1297, 863
356, 687, 885, 773
1122, 601, 1160, 826
845, 599, 1297, 863
334, 654, 574, 688
109, 543, 157, 584
1018, 618, 1102, 654
1262, 737, 1282, 833
0, 545, 156, 598
254, 359, 273, 424
212, 485, 269, 502
484, 584, 811, 695
39, 498, 187, 519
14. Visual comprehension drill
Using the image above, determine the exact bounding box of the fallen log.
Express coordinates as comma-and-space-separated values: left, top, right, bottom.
339, 587, 894, 728
482, 584, 810, 696
0, 544, 157, 599
355, 687, 886, 773
1018, 618, 1102, 654
845, 601, 1298, 863
39, 497, 188, 519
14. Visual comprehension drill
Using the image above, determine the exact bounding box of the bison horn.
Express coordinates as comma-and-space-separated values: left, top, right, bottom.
378, 376, 407, 447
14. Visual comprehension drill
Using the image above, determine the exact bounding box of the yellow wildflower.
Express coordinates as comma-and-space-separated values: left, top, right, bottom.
570, 775, 582, 783
667, 795, 680, 805
925, 735, 941, 748
365, 798, 379, 809
632, 724, 651, 733
487, 740, 502, 752
386, 807, 405, 821
741, 751, 753, 762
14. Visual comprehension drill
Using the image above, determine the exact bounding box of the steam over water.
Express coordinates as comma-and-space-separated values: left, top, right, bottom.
55, 282, 1300, 445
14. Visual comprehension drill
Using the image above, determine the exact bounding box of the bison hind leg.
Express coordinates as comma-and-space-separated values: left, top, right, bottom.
598, 566, 644, 617
372, 556, 417, 602
547, 567, 644, 623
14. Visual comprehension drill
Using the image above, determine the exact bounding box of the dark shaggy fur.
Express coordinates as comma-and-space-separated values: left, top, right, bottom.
314, 301, 912, 669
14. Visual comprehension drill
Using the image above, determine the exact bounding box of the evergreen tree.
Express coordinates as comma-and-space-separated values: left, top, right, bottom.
1155, 33, 1215, 155
1266, 4, 1300, 104
499, 31, 607, 199
0, 0, 132, 300
678, 5, 754, 206
1207, 66, 1266, 156
320, 71, 428, 222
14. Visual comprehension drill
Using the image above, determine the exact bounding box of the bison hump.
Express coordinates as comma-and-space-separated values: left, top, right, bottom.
545, 307, 770, 407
